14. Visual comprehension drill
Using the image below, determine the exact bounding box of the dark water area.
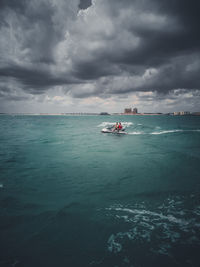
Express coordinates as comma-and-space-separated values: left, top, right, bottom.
0, 115, 200, 267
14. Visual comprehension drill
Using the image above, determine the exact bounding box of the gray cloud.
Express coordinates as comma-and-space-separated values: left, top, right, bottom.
79, 0, 92, 10
0, 0, 200, 111
0, 63, 81, 93
69, 0, 200, 81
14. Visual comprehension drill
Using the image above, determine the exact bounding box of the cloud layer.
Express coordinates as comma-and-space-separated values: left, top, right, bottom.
0, 0, 200, 112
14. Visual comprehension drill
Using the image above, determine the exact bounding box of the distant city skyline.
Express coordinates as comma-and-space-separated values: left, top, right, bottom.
0, 0, 200, 113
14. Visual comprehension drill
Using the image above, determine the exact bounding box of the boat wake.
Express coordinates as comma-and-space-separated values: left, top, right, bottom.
129, 129, 200, 135
98, 122, 200, 135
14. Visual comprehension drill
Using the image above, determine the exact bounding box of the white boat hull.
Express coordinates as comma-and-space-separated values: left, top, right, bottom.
101, 128, 127, 134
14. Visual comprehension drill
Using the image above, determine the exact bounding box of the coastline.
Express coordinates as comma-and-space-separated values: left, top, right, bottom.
0, 113, 200, 116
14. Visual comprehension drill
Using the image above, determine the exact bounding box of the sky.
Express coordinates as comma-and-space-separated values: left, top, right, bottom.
0, 0, 200, 113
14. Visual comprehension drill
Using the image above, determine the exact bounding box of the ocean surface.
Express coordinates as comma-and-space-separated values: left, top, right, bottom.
0, 114, 200, 267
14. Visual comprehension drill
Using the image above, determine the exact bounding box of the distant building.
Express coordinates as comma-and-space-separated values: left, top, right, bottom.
124, 107, 138, 114
180, 111, 190, 115
133, 108, 138, 114
174, 111, 190, 115
124, 108, 132, 113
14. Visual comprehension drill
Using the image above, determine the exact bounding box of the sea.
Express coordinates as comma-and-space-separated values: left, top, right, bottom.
0, 114, 200, 267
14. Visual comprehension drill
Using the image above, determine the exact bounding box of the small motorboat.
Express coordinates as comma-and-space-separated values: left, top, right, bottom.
101, 127, 127, 134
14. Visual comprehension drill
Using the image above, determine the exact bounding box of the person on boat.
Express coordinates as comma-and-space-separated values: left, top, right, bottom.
118, 122, 123, 131
113, 122, 118, 131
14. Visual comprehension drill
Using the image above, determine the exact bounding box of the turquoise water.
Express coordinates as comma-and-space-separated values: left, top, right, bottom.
0, 115, 200, 267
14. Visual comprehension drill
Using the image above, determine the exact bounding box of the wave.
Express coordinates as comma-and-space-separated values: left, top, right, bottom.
129, 131, 144, 135
151, 129, 200, 135
106, 197, 200, 258
128, 129, 200, 135
191, 129, 200, 132
129, 130, 182, 135
151, 129, 184, 135
107, 207, 188, 225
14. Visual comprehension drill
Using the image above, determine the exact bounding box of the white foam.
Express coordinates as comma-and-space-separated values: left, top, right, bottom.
107, 207, 189, 226
0, 184, 3, 188
151, 129, 200, 135
151, 130, 183, 135
129, 131, 144, 135
106, 200, 200, 256
107, 234, 122, 253
194, 206, 200, 216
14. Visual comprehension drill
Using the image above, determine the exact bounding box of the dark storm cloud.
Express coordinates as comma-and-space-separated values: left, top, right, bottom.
0, 0, 26, 12
71, 58, 120, 80
0, 0, 70, 64
0, 0, 79, 97
0, 64, 79, 93
79, 0, 92, 10
0, 0, 200, 102
66, 0, 200, 99
123, 0, 200, 65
